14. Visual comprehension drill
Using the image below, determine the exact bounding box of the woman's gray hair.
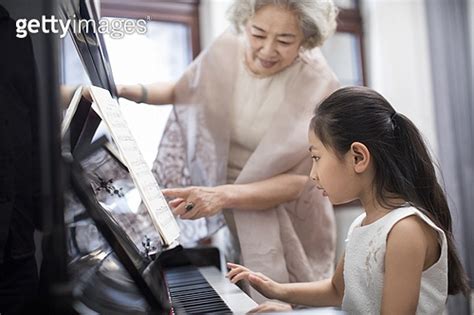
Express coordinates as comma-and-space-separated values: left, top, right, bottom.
227, 0, 338, 49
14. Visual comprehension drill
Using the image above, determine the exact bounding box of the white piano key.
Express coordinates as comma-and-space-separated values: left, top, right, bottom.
198, 266, 258, 314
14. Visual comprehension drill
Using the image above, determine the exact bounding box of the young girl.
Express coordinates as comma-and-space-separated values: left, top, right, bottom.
227, 86, 469, 314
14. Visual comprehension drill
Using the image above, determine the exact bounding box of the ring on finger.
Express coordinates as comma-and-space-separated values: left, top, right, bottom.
185, 202, 195, 212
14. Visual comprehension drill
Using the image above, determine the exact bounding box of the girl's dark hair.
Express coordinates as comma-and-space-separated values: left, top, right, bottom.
310, 86, 469, 296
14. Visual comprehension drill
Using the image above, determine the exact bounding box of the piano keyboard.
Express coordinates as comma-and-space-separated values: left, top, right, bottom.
165, 266, 232, 314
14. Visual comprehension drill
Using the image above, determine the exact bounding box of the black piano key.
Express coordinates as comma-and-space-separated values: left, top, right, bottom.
172, 292, 221, 301
174, 295, 224, 304
182, 304, 231, 314
171, 292, 219, 301
180, 303, 229, 311
170, 287, 216, 295
169, 283, 215, 293
174, 299, 225, 307
174, 300, 231, 313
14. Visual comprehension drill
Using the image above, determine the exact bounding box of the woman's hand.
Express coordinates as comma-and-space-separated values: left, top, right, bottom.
116, 84, 125, 98
81, 85, 92, 102
162, 186, 228, 220
226, 263, 285, 300
81, 85, 122, 103
115, 84, 143, 102
248, 301, 292, 313
162, 174, 308, 218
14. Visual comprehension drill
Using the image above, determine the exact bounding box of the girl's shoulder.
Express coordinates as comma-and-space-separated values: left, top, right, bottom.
386, 207, 447, 273
388, 212, 434, 245
345, 206, 446, 243
386, 206, 445, 239
386, 206, 446, 267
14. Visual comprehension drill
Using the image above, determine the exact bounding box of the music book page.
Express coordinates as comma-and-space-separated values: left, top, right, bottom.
89, 86, 180, 246
61, 86, 83, 138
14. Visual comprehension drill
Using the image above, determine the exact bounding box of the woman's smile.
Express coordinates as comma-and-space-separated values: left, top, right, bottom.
258, 57, 278, 68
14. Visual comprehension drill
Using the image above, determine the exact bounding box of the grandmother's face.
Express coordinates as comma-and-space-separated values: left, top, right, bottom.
244, 5, 304, 77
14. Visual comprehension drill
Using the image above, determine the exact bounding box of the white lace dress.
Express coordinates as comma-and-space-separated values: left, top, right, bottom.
342, 206, 448, 314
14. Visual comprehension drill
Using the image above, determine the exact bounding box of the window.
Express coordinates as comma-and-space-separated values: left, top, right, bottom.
100, 0, 200, 166
322, 0, 366, 86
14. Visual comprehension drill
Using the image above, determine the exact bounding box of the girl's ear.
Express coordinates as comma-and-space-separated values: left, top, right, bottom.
350, 142, 370, 174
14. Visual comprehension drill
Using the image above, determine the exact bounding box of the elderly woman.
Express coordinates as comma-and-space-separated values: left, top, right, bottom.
119, 0, 339, 303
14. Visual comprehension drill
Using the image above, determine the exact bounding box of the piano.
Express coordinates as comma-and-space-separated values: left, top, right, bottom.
67, 139, 256, 314
59, 0, 257, 313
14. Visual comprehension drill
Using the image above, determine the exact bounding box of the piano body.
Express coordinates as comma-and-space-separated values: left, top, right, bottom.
59, 0, 257, 313
67, 140, 256, 314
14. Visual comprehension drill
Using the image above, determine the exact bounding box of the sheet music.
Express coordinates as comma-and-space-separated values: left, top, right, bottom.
89, 86, 180, 246
61, 86, 83, 138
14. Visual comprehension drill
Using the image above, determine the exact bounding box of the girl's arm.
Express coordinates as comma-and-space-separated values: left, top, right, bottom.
382, 216, 432, 314
117, 82, 176, 105
162, 174, 308, 219
226, 255, 345, 308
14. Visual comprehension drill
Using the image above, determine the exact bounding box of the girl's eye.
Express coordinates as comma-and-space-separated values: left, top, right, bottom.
311, 156, 320, 162
252, 34, 265, 39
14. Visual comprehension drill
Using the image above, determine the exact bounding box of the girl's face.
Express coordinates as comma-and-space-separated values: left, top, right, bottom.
244, 5, 304, 77
308, 131, 361, 205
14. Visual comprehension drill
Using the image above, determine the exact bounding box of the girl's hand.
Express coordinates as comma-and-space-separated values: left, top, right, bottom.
248, 301, 292, 313
162, 186, 227, 220
226, 263, 284, 300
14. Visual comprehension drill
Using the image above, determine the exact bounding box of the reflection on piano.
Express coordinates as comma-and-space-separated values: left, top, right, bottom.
59, 0, 257, 313
68, 140, 257, 314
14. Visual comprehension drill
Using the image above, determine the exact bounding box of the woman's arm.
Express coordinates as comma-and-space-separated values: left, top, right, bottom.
117, 82, 176, 105
227, 255, 345, 308
162, 174, 309, 219
222, 173, 308, 210
381, 216, 429, 314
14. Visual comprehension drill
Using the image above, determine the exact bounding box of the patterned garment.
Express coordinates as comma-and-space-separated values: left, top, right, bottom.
152, 108, 226, 246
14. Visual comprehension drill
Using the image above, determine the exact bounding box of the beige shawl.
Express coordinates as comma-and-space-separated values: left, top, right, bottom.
152, 30, 339, 302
